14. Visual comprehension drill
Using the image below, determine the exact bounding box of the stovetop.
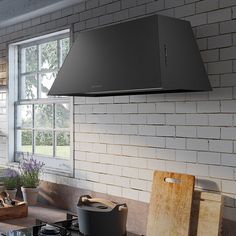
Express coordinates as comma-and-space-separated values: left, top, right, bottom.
4, 213, 139, 236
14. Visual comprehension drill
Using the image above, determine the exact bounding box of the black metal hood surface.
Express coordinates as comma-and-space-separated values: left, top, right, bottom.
48, 15, 212, 97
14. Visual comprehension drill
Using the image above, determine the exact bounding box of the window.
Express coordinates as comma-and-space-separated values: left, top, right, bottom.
9, 30, 73, 173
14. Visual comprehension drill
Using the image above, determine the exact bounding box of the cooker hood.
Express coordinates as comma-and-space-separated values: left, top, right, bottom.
48, 15, 212, 97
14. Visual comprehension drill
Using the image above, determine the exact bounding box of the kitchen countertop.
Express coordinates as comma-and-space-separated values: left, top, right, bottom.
0, 204, 139, 236
0, 204, 67, 233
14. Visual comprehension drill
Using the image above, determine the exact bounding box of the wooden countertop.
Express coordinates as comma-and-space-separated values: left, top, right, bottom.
0, 204, 140, 236
0, 204, 67, 233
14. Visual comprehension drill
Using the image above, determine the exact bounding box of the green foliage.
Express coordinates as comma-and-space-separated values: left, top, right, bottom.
40, 41, 58, 70
36, 132, 52, 146
4, 177, 18, 190
60, 38, 70, 64
19, 153, 45, 188
22, 38, 70, 99
20, 172, 40, 188
35, 104, 53, 128
3, 169, 19, 190
56, 103, 70, 128
22, 131, 32, 145
25, 75, 37, 99
24, 46, 37, 72
57, 132, 70, 146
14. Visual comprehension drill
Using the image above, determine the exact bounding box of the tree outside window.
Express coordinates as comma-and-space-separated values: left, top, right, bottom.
16, 34, 71, 161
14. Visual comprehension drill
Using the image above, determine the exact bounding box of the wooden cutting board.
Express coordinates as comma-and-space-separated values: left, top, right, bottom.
147, 171, 195, 236
190, 191, 223, 236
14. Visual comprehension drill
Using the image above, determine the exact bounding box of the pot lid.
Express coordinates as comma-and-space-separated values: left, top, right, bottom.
78, 201, 113, 212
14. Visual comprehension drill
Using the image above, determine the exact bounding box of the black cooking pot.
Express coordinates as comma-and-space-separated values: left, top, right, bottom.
77, 195, 128, 236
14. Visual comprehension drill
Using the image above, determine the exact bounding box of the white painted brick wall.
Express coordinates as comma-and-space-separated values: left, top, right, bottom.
187, 163, 209, 177
157, 126, 175, 137
197, 101, 220, 113
147, 114, 165, 124
221, 128, 236, 139
209, 165, 234, 180
222, 180, 236, 194
166, 161, 187, 173
166, 114, 186, 125
156, 102, 175, 113
209, 114, 233, 126
147, 159, 166, 170
221, 153, 236, 167
196, 176, 221, 191
209, 140, 233, 153
197, 127, 220, 139
176, 102, 197, 113
1, 0, 236, 227
176, 150, 197, 163
198, 151, 221, 165
186, 114, 208, 125
146, 136, 165, 148
187, 138, 209, 151
176, 126, 197, 138
166, 137, 186, 149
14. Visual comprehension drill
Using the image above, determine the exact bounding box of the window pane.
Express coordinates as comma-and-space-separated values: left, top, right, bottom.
35, 104, 53, 128
55, 103, 70, 128
39, 41, 58, 70
60, 38, 70, 66
40, 72, 57, 98
16, 35, 71, 165
17, 105, 32, 128
16, 130, 32, 153
20, 74, 37, 99
56, 132, 70, 159
21, 46, 37, 73
35, 131, 53, 156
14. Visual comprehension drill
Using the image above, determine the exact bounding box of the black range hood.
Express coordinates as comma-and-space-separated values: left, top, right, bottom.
48, 15, 212, 97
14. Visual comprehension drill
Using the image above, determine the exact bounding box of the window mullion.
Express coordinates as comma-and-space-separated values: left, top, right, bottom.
16, 98, 69, 105
37, 44, 40, 99
53, 103, 56, 158
14, 103, 17, 160
18, 48, 21, 101
58, 38, 61, 68
32, 104, 35, 154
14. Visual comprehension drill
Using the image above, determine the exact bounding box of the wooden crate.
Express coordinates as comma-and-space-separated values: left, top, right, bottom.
0, 201, 28, 220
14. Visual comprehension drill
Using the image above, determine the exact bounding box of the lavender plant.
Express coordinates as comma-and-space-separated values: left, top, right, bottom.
4, 168, 19, 190
19, 153, 45, 188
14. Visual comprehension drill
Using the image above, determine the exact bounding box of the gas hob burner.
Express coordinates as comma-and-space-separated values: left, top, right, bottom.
69, 221, 80, 232
39, 225, 61, 236
34, 223, 71, 236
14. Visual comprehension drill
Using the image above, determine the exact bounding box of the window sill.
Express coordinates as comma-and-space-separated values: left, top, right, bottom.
1, 162, 73, 178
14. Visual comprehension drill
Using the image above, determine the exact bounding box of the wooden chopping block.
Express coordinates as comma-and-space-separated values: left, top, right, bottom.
147, 171, 195, 236
190, 191, 223, 236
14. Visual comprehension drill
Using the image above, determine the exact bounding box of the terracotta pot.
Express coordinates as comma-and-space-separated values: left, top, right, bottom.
0, 185, 5, 192
6, 189, 17, 199
21, 187, 39, 205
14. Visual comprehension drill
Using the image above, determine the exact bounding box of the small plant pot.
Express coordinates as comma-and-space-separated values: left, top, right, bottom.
21, 186, 39, 206
5, 188, 17, 199
0, 185, 5, 192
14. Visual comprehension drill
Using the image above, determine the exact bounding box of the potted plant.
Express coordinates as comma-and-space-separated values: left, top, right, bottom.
19, 153, 45, 206
0, 167, 6, 192
3, 168, 19, 199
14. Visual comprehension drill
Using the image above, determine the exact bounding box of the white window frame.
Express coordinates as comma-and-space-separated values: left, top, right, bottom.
8, 29, 74, 176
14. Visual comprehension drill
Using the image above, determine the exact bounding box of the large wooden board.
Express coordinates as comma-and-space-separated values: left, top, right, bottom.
147, 171, 195, 236
190, 191, 223, 236
0, 201, 28, 220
